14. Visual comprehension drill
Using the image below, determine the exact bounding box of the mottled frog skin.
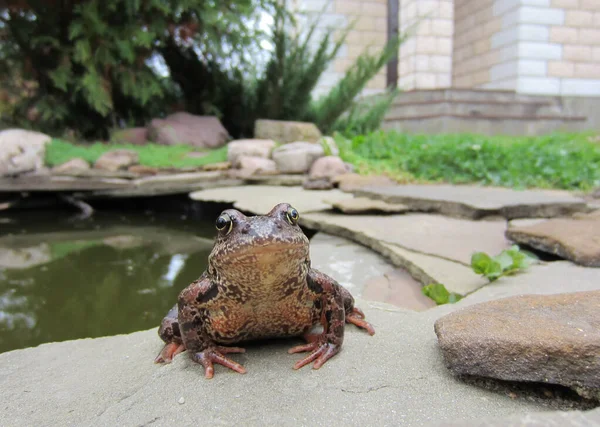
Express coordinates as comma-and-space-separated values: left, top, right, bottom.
155, 203, 375, 378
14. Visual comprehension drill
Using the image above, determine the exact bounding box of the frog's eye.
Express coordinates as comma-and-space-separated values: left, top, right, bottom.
215, 213, 233, 234
286, 207, 299, 225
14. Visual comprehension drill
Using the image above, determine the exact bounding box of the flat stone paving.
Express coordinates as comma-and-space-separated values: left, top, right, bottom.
353, 184, 589, 219
2, 262, 598, 427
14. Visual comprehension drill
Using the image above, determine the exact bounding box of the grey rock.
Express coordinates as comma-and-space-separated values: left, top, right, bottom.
147, 112, 229, 148
0, 128, 52, 177
308, 155, 349, 180
2, 261, 599, 426
320, 136, 340, 156
254, 119, 322, 143
434, 290, 600, 400
330, 197, 410, 214
332, 173, 397, 192
506, 212, 600, 267
235, 156, 278, 176
94, 150, 139, 171
241, 174, 306, 186
354, 184, 588, 219
303, 178, 334, 190
52, 158, 91, 174
227, 139, 276, 166
272, 141, 324, 174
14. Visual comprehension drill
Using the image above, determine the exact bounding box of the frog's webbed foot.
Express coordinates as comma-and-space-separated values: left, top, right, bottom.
154, 342, 185, 364
191, 346, 247, 379
288, 341, 341, 370
346, 307, 376, 336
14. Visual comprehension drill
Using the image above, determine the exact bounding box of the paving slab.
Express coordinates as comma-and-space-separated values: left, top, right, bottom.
189, 185, 353, 214
506, 212, 600, 267
309, 233, 430, 310
2, 262, 598, 427
329, 197, 410, 214
353, 184, 588, 219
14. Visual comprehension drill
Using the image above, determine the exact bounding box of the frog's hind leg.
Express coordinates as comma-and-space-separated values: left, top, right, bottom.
154, 304, 186, 364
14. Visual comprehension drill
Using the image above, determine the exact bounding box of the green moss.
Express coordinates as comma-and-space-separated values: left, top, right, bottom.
336, 131, 600, 191
46, 139, 228, 168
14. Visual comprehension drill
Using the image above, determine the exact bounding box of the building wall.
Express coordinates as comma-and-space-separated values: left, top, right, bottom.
453, 0, 600, 96
398, 0, 455, 90
290, 0, 389, 98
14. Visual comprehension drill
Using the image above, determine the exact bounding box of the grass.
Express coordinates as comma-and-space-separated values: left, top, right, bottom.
46, 139, 228, 168
335, 131, 600, 191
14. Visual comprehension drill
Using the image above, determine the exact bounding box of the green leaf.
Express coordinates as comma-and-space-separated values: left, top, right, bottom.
422, 283, 463, 305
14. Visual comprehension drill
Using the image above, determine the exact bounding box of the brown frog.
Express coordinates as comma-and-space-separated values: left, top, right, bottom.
155, 203, 375, 378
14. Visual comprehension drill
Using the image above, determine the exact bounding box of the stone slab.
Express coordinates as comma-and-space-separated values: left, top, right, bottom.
301, 212, 511, 266
2, 262, 599, 426
329, 197, 410, 214
189, 185, 353, 214
354, 185, 588, 219
506, 214, 600, 267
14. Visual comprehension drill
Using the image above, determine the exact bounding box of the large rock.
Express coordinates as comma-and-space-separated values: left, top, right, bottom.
506, 212, 600, 267
110, 127, 148, 145
94, 150, 139, 171
272, 141, 324, 174
254, 119, 322, 143
330, 197, 410, 214
308, 155, 349, 180
0, 128, 51, 177
434, 290, 600, 400
147, 112, 229, 148
354, 184, 588, 219
227, 139, 276, 166
52, 158, 91, 174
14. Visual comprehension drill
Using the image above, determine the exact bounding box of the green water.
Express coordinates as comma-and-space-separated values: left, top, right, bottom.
0, 211, 217, 354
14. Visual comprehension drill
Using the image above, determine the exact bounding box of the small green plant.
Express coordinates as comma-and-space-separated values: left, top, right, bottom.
471, 245, 538, 282
422, 283, 463, 305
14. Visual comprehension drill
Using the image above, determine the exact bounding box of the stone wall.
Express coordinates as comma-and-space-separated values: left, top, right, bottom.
290, 0, 388, 98
398, 0, 454, 90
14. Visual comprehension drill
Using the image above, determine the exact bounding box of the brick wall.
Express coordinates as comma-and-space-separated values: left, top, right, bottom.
290, 0, 388, 98
398, 0, 454, 90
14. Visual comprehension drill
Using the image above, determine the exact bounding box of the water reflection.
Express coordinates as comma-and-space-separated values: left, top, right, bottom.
0, 213, 215, 354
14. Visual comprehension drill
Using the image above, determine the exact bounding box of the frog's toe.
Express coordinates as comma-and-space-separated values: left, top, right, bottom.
154, 342, 185, 364
191, 347, 247, 379
346, 307, 376, 336
290, 341, 341, 370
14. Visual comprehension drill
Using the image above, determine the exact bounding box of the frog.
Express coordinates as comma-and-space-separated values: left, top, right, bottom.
154, 203, 375, 379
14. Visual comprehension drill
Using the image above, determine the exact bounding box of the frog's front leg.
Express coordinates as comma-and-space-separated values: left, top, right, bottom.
154, 304, 186, 363
288, 270, 362, 370
178, 276, 246, 379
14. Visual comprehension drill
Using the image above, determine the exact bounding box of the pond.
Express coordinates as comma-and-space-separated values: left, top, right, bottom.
0, 208, 218, 354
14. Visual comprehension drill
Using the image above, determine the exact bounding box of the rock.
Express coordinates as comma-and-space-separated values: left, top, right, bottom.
227, 139, 276, 166
330, 197, 410, 214
362, 269, 436, 312
303, 178, 333, 190
202, 161, 231, 171
254, 119, 322, 143
434, 290, 600, 400
3, 261, 600, 426
235, 156, 278, 176
272, 141, 324, 174
320, 136, 339, 156
127, 165, 159, 176
506, 212, 600, 267
240, 174, 305, 186
147, 112, 229, 148
0, 128, 52, 177
52, 158, 90, 174
308, 156, 349, 180
110, 127, 148, 145
94, 150, 139, 171
190, 185, 353, 214
354, 184, 588, 220
332, 173, 397, 192
0, 243, 52, 269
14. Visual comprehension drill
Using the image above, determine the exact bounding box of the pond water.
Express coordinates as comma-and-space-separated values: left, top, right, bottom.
0, 209, 217, 354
